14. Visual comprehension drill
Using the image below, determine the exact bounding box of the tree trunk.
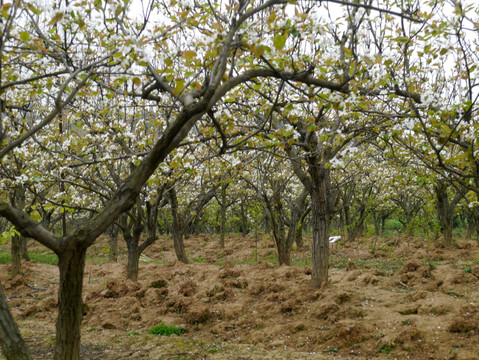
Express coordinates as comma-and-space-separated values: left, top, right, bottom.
266, 180, 290, 266
404, 213, 414, 237
310, 187, 330, 288
466, 218, 473, 240
10, 188, 25, 276
286, 189, 308, 254
219, 186, 227, 248
465, 210, 477, 240
54, 248, 87, 360
295, 221, 304, 249
169, 187, 188, 263
435, 180, 463, 245
20, 237, 29, 261
171, 223, 188, 263
10, 236, 22, 278
108, 224, 119, 262
277, 244, 291, 266
219, 210, 226, 248
120, 213, 143, 282
240, 202, 248, 237
126, 243, 140, 282
308, 162, 332, 289
0, 282, 32, 360
381, 216, 387, 234
263, 206, 271, 234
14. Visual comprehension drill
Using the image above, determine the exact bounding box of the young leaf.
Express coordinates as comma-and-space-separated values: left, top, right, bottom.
20, 31, 30, 42
273, 34, 286, 51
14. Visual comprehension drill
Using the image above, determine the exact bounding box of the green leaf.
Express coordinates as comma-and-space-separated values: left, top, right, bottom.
393, 36, 410, 44
31, 210, 42, 222
25, 3, 42, 15
49, 12, 64, 26
182, 50, 196, 59
252, 44, 265, 58
307, 124, 317, 132
132, 77, 141, 87
0, 226, 20, 244
0, 3, 11, 19
273, 34, 286, 51
20, 31, 30, 42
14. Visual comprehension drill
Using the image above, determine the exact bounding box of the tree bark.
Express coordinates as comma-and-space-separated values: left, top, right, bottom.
295, 221, 304, 249
277, 244, 291, 266
0, 283, 32, 360
435, 180, 463, 245
169, 187, 188, 263
126, 242, 140, 282
120, 210, 143, 282
20, 237, 29, 261
10, 188, 25, 277
310, 185, 330, 288
219, 184, 227, 248
373, 212, 381, 236
10, 236, 22, 278
54, 247, 87, 360
108, 224, 119, 262
240, 202, 248, 237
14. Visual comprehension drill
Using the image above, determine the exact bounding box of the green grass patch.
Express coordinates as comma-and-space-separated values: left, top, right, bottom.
0, 248, 59, 265
148, 323, 185, 336
207, 346, 223, 353
85, 255, 109, 265
292, 257, 312, 267
0, 252, 11, 264
29, 252, 58, 265
191, 256, 206, 263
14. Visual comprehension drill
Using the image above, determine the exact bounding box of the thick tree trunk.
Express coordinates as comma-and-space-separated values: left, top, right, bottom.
0, 283, 32, 360
54, 248, 87, 360
277, 244, 291, 266
441, 214, 454, 244
310, 188, 330, 288
171, 225, 188, 263
126, 243, 140, 282
120, 213, 143, 282
435, 180, 463, 245
308, 162, 332, 289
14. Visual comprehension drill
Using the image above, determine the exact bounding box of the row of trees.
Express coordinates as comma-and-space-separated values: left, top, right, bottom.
0, 0, 478, 359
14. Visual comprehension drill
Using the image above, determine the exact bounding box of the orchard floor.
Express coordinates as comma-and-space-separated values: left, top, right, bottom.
1, 233, 479, 360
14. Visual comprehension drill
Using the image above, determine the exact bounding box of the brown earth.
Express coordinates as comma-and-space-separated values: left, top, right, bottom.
1, 233, 479, 359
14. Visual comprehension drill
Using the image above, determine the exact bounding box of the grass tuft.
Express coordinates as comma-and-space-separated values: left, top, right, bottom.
148, 323, 185, 336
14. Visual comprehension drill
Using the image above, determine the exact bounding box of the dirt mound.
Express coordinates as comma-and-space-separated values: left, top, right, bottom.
1, 234, 479, 359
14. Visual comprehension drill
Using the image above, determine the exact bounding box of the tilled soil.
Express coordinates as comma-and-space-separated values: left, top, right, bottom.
1, 234, 479, 359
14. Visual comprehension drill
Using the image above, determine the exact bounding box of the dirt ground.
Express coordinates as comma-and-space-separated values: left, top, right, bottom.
1, 233, 479, 360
